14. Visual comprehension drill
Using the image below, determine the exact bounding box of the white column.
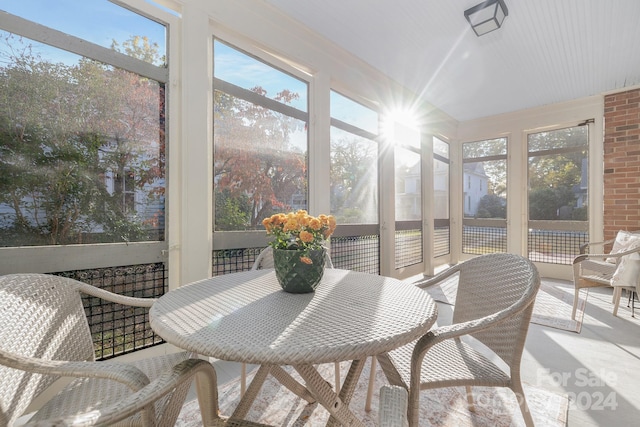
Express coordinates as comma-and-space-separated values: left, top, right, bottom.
176, 4, 213, 286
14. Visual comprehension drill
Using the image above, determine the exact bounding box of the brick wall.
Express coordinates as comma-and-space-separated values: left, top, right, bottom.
603, 88, 640, 240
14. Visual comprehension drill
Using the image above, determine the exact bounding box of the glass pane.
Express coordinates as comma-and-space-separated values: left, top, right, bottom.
433, 136, 449, 157
433, 137, 449, 257
528, 129, 588, 222
462, 138, 507, 255
527, 125, 589, 264
463, 160, 506, 218
0, 34, 165, 246
528, 126, 588, 152
214, 40, 307, 112
213, 42, 308, 231
2, 0, 167, 66
463, 137, 507, 158
395, 146, 421, 221
330, 91, 378, 135
433, 138, 449, 220
330, 127, 378, 224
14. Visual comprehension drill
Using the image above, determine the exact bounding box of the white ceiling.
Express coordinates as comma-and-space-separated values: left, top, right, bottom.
264, 0, 640, 122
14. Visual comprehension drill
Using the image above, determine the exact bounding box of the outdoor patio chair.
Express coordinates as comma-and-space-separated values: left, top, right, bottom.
247, 246, 340, 396
0, 273, 245, 427
572, 230, 640, 318
375, 253, 540, 427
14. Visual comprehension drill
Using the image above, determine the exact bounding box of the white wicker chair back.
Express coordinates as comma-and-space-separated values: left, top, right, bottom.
453, 253, 540, 366
0, 274, 95, 425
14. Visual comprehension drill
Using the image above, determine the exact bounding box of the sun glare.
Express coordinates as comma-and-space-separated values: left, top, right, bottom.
382, 107, 422, 148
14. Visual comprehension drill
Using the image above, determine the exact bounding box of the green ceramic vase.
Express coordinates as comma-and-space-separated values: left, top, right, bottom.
272, 247, 326, 293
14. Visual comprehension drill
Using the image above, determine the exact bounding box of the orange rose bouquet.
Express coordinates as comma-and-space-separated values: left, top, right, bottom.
262, 210, 336, 264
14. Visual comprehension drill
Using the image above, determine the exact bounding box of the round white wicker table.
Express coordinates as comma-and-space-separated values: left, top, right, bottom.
150, 268, 437, 426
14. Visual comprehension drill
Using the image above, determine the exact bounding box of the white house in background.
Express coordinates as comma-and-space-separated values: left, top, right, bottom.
433, 157, 449, 219
462, 162, 489, 217
395, 162, 421, 220
0, 142, 165, 242
396, 160, 490, 220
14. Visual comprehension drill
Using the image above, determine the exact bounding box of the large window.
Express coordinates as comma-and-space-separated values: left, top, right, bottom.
0, 0, 171, 360
528, 125, 589, 264
393, 123, 422, 269
462, 138, 507, 254
433, 137, 450, 257
213, 40, 309, 231
329, 91, 380, 273
0, 3, 167, 247
329, 91, 378, 224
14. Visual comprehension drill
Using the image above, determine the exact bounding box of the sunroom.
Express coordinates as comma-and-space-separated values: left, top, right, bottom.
1, 1, 639, 426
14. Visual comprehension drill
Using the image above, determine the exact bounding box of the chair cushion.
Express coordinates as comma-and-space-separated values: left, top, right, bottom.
28, 352, 190, 425
612, 251, 640, 289
606, 230, 640, 263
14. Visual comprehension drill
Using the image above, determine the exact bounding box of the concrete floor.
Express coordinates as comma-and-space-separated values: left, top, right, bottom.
207, 281, 640, 426
520, 285, 640, 426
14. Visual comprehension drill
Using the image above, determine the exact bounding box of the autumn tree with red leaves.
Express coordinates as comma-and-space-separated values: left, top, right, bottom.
214, 86, 307, 230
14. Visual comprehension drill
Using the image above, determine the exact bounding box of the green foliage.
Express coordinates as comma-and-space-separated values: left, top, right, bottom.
529, 188, 558, 220
335, 207, 366, 224
214, 189, 251, 231
527, 128, 586, 222
528, 187, 579, 220
213, 87, 307, 230
111, 36, 166, 66
329, 133, 378, 224
476, 194, 506, 219
572, 205, 588, 220
0, 34, 164, 246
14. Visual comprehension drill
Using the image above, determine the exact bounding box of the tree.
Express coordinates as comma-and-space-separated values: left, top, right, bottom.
527, 126, 587, 221
0, 34, 164, 246
329, 132, 378, 224
214, 189, 251, 231
111, 36, 166, 67
528, 188, 559, 220
213, 88, 307, 230
476, 194, 506, 218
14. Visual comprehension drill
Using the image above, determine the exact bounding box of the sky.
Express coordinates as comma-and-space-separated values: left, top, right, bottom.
1, 0, 167, 64
1, 1, 392, 150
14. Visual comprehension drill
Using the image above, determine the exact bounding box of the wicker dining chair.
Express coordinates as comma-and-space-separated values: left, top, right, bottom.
375, 253, 540, 427
572, 231, 640, 318
0, 273, 269, 427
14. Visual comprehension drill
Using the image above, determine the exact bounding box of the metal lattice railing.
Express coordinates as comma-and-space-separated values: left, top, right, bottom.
434, 225, 450, 257
331, 235, 380, 274
212, 247, 263, 275
528, 229, 589, 264
395, 229, 423, 269
462, 224, 507, 255
212, 235, 382, 277
53, 263, 167, 360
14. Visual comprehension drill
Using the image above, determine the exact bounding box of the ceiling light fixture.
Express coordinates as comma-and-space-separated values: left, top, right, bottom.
464, 0, 508, 37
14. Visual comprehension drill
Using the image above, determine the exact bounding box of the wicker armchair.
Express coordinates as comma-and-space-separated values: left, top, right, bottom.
376, 253, 540, 427
572, 235, 640, 318
0, 273, 269, 427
